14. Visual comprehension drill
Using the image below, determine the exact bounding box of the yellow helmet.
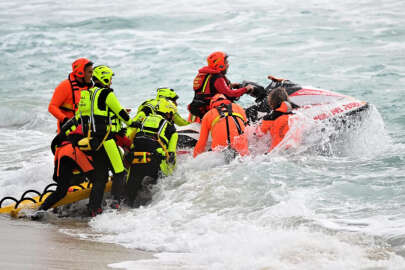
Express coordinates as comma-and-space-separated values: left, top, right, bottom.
92, 65, 114, 86
156, 87, 179, 102
156, 98, 177, 116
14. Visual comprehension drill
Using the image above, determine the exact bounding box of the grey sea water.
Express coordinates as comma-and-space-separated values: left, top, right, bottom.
1, 0, 405, 269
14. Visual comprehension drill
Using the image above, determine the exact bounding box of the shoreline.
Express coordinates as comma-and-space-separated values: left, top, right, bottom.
0, 216, 153, 270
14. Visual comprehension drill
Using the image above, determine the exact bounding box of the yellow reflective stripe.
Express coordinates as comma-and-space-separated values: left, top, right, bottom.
157, 137, 169, 162
90, 88, 101, 133
95, 125, 111, 151
157, 120, 169, 146
211, 112, 245, 129
60, 103, 75, 112
232, 113, 245, 122
201, 74, 211, 94
211, 115, 222, 129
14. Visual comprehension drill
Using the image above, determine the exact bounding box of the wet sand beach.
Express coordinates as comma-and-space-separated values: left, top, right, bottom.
0, 216, 152, 270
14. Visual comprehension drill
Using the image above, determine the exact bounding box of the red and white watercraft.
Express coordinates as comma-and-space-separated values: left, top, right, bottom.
177, 77, 370, 150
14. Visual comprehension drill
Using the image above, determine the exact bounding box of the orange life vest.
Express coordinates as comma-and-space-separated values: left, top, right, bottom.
48, 73, 90, 132
54, 142, 94, 177
189, 67, 231, 120
193, 102, 249, 157
259, 102, 294, 151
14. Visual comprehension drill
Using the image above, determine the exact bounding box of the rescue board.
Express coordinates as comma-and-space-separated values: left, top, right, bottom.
0, 180, 112, 218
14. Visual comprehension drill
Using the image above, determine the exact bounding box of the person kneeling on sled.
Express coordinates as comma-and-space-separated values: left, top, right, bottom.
128, 88, 189, 136
193, 94, 249, 161
31, 130, 95, 220
125, 98, 178, 208
188, 51, 254, 122
257, 87, 300, 152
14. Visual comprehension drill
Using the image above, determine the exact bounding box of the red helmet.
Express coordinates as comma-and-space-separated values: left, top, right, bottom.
207, 51, 228, 72
72, 58, 91, 78
210, 93, 230, 109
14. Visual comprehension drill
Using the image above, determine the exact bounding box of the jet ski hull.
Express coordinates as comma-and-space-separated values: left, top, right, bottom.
177, 82, 371, 151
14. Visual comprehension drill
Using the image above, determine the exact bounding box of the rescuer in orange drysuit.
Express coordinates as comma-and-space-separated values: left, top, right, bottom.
188, 51, 254, 122
193, 94, 249, 158
258, 87, 300, 152
48, 58, 93, 132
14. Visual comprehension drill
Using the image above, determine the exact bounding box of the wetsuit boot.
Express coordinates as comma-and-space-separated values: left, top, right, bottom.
31, 208, 46, 221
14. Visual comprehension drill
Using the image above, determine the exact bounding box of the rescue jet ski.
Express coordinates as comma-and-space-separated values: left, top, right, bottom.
177, 76, 370, 150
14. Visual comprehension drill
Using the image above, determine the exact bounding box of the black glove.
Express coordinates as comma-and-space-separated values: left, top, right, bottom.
60, 117, 69, 127
129, 121, 142, 129
124, 151, 133, 164
117, 128, 127, 137
69, 134, 84, 147
60, 117, 78, 135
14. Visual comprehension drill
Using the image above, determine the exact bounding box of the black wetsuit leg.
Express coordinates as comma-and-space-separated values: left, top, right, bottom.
40, 158, 76, 211
126, 138, 160, 207
127, 159, 159, 205
88, 148, 109, 212
111, 171, 125, 201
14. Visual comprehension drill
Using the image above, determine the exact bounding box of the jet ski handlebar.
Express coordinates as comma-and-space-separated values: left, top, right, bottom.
242, 74, 302, 101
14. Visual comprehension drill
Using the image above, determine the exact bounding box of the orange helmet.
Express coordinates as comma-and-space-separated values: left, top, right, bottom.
207, 51, 228, 72
72, 58, 92, 78
210, 93, 230, 109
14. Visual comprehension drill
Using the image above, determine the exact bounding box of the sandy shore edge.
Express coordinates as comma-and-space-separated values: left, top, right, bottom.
0, 216, 153, 270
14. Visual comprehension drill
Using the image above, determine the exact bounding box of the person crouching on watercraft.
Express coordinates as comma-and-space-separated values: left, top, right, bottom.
193, 94, 249, 160
31, 129, 96, 220
127, 87, 189, 135
125, 98, 178, 208
187, 51, 255, 123
62, 65, 136, 216
256, 87, 301, 152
